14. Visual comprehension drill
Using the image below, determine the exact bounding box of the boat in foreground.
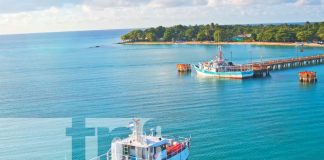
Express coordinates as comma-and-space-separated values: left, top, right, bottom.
193, 46, 254, 79
91, 119, 191, 160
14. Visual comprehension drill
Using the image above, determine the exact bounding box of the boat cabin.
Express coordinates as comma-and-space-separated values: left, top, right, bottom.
110, 120, 190, 160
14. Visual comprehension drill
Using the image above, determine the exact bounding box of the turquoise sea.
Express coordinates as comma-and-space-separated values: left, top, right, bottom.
0, 30, 324, 160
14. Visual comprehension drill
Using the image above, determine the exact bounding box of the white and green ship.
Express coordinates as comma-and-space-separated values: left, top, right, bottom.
193, 46, 254, 79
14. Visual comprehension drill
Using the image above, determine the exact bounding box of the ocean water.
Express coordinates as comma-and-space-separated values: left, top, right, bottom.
0, 30, 324, 160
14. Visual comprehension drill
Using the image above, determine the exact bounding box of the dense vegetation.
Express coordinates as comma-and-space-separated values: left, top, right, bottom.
121, 22, 324, 43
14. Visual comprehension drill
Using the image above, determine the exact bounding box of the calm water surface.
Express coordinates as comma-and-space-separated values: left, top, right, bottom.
0, 30, 324, 160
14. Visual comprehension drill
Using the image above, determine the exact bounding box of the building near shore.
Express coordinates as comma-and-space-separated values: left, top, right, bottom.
232, 34, 252, 42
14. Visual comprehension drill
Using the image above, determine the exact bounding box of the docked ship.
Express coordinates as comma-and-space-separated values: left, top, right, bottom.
193, 46, 254, 79
92, 119, 191, 160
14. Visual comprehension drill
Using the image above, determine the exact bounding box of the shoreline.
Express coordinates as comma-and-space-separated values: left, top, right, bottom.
120, 41, 324, 47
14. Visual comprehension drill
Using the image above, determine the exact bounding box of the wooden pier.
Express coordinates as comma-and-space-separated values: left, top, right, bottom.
243, 54, 324, 77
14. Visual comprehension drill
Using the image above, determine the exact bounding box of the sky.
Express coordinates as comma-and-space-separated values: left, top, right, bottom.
0, 0, 323, 34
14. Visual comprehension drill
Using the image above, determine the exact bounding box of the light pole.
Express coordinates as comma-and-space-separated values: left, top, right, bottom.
230, 51, 233, 62
296, 44, 299, 59
250, 51, 253, 64
260, 52, 263, 63
296, 44, 300, 59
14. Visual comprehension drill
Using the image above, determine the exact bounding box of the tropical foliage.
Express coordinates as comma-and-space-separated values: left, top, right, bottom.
121, 22, 324, 42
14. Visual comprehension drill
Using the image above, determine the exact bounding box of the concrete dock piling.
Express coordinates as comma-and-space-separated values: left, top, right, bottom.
177, 64, 191, 72
299, 71, 317, 83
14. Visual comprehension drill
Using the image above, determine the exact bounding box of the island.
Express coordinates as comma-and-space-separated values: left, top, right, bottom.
120, 22, 324, 47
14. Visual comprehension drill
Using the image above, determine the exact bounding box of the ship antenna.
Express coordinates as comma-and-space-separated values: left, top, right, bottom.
218, 46, 223, 64
215, 29, 223, 64
150, 128, 155, 136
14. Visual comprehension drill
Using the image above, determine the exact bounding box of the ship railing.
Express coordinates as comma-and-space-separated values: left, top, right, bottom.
89, 150, 153, 160
198, 62, 254, 72
162, 135, 191, 143
88, 149, 110, 160
115, 156, 148, 160
215, 65, 253, 72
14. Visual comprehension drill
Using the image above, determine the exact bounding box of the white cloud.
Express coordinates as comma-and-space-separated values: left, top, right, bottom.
207, 0, 304, 7
83, 0, 150, 8
147, 0, 208, 8
0, 0, 323, 34
2, 0, 320, 12
0, 0, 80, 13
295, 0, 322, 6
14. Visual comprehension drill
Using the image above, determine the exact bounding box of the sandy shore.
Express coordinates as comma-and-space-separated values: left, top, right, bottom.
121, 41, 324, 47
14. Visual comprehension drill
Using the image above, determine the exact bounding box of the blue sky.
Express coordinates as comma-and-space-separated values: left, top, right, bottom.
0, 0, 323, 34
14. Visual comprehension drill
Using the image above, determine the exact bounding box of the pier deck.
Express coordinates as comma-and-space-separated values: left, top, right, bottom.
243, 54, 324, 77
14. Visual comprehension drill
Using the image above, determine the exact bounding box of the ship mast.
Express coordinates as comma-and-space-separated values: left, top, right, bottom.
216, 30, 223, 64
132, 119, 143, 144
217, 46, 223, 64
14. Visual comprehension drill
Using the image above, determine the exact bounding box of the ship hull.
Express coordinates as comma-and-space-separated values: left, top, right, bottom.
168, 147, 189, 160
193, 65, 254, 79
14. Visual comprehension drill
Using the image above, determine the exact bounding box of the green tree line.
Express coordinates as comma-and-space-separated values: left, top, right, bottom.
121, 22, 324, 43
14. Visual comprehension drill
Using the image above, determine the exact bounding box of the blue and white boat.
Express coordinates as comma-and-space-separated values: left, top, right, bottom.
193, 46, 254, 79
90, 119, 191, 160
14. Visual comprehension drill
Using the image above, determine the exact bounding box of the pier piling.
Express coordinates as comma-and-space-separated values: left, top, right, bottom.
177, 64, 191, 72
299, 71, 317, 83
